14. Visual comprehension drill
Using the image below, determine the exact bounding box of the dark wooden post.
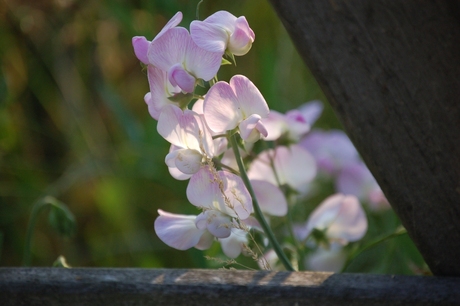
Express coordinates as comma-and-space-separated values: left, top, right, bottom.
268, 0, 460, 276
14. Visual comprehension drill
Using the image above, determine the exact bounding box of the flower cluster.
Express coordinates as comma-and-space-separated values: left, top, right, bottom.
132, 10, 383, 270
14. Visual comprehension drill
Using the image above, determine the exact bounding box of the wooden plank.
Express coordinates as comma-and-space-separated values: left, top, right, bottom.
268, 0, 460, 276
1, 268, 460, 305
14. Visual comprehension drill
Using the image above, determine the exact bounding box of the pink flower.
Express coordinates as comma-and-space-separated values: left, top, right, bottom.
251, 180, 287, 217
154, 209, 214, 251
144, 65, 181, 120
191, 11, 255, 56
336, 162, 390, 211
157, 105, 214, 176
186, 166, 253, 220
219, 228, 249, 258
148, 27, 222, 93
248, 145, 317, 194
203, 75, 269, 142
299, 130, 359, 175
299, 194, 367, 244
132, 12, 183, 64
262, 109, 311, 142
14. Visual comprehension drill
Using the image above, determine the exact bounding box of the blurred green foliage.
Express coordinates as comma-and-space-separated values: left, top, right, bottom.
0, 0, 425, 273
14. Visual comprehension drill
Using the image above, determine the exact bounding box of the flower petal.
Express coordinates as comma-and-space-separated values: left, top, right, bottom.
154, 209, 204, 250
132, 36, 150, 64
219, 229, 248, 258
184, 38, 223, 81
148, 27, 189, 72
228, 16, 254, 56
190, 20, 228, 53
203, 81, 241, 133
230, 75, 269, 118
174, 149, 203, 174
251, 180, 287, 217
168, 63, 196, 93
154, 11, 183, 42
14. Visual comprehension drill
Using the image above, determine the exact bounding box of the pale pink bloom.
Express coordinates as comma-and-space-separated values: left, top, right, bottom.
219, 228, 249, 258
144, 65, 181, 120
203, 75, 269, 142
251, 180, 287, 217
186, 166, 253, 220
148, 27, 222, 93
132, 12, 183, 64
299, 130, 359, 175
299, 194, 367, 244
305, 242, 347, 272
154, 209, 214, 251
195, 210, 232, 238
262, 109, 310, 142
158, 105, 214, 176
247, 145, 317, 194
336, 162, 390, 211
257, 249, 279, 270
190, 11, 255, 56
297, 100, 324, 127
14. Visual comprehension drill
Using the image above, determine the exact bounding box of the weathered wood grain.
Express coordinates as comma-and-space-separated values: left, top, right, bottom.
1, 268, 460, 305
269, 0, 460, 276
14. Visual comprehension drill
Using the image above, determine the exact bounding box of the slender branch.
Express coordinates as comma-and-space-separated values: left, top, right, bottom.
229, 133, 294, 271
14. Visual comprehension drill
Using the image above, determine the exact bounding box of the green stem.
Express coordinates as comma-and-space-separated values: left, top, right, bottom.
341, 227, 407, 272
229, 133, 294, 271
22, 196, 64, 266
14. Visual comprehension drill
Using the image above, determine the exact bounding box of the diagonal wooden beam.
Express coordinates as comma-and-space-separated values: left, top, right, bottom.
268, 0, 460, 276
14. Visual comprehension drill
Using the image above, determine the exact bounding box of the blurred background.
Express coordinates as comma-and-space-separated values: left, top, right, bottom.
0, 0, 425, 273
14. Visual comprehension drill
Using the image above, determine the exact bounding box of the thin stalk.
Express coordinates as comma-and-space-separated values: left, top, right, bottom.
341, 227, 407, 272
23, 197, 50, 266
229, 133, 294, 271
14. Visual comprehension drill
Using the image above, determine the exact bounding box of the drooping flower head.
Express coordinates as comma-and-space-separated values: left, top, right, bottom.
191, 11, 255, 56
204, 74, 269, 142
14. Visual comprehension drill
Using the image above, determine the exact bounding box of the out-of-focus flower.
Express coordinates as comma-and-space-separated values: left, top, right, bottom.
248, 145, 317, 194
299, 130, 359, 176
190, 11, 255, 56
148, 27, 222, 93
298, 193, 367, 245
262, 110, 310, 142
336, 162, 390, 210
204, 75, 269, 142
297, 100, 324, 126
251, 180, 288, 217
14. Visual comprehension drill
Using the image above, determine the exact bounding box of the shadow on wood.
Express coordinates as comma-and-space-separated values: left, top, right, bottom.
269, 0, 460, 276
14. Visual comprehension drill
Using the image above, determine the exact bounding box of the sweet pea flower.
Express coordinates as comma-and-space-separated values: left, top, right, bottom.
204, 75, 269, 142
132, 12, 183, 64
186, 166, 253, 220
297, 100, 324, 127
251, 180, 288, 217
299, 130, 359, 176
154, 209, 214, 251
190, 11, 255, 56
298, 193, 367, 245
144, 65, 182, 120
219, 228, 249, 258
336, 162, 390, 211
157, 105, 214, 176
148, 27, 222, 94
248, 145, 317, 194
262, 109, 310, 142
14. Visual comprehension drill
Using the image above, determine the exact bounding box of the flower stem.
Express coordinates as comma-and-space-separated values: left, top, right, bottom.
229, 133, 295, 271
